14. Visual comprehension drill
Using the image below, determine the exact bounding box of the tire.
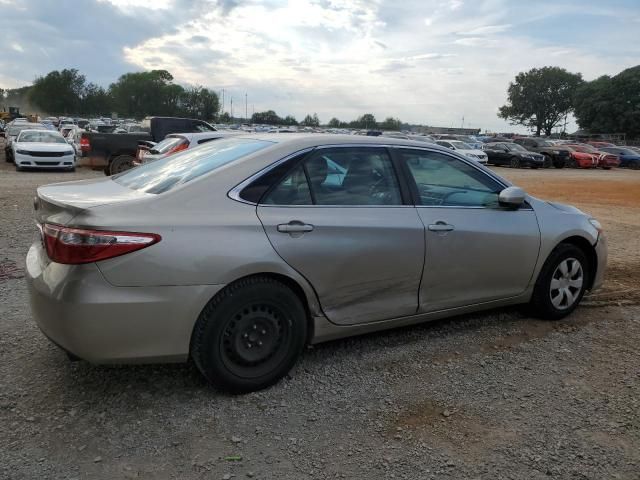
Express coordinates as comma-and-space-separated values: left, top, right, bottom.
108, 155, 134, 175
191, 276, 308, 393
602, 166, 611, 170
510, 156, 521, 168
553, 158, 565, 169
567, 157, 578, 168
529, 244, 589, 320
542, 154, 552, 168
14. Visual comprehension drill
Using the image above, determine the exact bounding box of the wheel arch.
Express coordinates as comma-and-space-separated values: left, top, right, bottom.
194, 272, 319, 346
555, 235, 598, 290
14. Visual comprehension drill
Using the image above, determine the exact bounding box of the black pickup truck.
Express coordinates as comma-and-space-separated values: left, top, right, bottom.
80, 116, 216, 175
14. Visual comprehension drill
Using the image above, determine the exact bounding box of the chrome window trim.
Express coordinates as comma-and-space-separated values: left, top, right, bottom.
229, 143, 512, 207
227, 147, 315, 205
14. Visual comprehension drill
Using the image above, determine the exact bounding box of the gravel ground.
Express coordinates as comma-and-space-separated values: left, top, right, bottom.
1, 153, 638, 479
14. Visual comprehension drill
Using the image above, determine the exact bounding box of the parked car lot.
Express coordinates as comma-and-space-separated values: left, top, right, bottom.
1, 142, 639, 478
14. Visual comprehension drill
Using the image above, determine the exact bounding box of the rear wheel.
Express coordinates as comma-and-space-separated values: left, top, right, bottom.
108, 155, 134, 175
529, 244, 589, 320
191, 276, 307, 393
510, 156, 521, 168
554, 158, 566, 169
567, 157, 578, 168
542, 154, 552, 168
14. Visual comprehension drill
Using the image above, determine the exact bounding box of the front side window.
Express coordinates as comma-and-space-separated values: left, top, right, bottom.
401, 149, 502, 207
261, 147, 402, 206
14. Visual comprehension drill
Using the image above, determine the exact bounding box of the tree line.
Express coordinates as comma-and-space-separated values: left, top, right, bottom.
1, 68, 405, 129
2, 69, 219, 120
499, 65, 640, 137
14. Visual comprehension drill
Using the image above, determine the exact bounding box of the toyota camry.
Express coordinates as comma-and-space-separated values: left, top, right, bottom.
26, 135, 607, 392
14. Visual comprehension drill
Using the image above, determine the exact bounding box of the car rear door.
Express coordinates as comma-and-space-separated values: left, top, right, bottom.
256, 146, 425, 326
396, 147, 541, 312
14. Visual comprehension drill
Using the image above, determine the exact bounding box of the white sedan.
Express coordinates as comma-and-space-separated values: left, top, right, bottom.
12, 129, 76, 171
436, 140, 488, 164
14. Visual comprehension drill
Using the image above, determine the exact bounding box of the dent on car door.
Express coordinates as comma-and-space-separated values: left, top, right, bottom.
397, 148, 541, 312
256, 146, 425, 326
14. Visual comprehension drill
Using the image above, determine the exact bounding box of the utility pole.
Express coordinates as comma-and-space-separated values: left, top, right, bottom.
221, 89, 225, 115
230, 97, 233, 121
245, 93, 248, 122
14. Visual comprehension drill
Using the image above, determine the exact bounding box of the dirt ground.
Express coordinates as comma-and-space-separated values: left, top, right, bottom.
0, 152, 639, 480
501, 166, 640, 307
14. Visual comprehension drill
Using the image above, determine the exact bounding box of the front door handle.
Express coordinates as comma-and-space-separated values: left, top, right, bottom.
428, 221, 454, 232
277, 221, 314, 233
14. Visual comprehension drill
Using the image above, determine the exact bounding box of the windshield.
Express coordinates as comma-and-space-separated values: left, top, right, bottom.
17, 131, 66, 143
539, 140, 554, 147
450, 141, 472, 150
114, 138, 273, 194
610, 147, 637, 155
505, 143, 527, 152
570, 144, 597, 153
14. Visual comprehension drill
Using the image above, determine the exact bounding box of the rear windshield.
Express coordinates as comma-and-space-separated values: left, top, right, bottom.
152, 136, 184, 154
113, 138, 273, 194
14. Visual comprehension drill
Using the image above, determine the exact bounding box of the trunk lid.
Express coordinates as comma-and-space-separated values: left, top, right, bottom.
35, 177, 153, 225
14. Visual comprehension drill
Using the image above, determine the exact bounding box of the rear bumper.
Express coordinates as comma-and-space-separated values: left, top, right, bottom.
25, 242, 224, 363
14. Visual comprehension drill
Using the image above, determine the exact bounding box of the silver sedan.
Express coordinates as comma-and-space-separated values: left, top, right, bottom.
26, 134, 607, 393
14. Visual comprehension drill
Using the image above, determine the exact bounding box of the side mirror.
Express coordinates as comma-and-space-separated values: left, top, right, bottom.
499, 186, 526, 209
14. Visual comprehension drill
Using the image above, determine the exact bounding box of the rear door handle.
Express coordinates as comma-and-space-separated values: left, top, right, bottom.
428, 221, 454, 232
277, 221, 314, 233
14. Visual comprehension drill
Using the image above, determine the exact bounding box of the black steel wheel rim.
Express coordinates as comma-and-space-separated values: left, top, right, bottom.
220, 302, 292, 379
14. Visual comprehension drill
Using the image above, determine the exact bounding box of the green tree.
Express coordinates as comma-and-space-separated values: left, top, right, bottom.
498, 66, 583, 136
327, 117, 341, 128
80, 83, 112, 116
109, 69, 182, 117
574, 65, 640, 137
357, 113, 377, 129
219, 111, 232, 123
301, 113, 320, 127
379, 117, 402, 130
251, 110, 282, 124
29, 69, 86, 115
179, 85, 220, 121
282, 115, 298, 126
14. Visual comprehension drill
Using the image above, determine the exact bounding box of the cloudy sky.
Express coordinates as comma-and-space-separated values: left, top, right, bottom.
1, 0, 639, 131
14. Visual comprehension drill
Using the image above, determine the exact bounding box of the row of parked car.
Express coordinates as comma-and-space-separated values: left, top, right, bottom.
3, 115, 640, 173
411, 134, 640, 170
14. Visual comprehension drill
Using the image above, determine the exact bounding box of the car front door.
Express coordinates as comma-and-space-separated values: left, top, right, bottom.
396, 148, 541, 312
256, 146, 425, 326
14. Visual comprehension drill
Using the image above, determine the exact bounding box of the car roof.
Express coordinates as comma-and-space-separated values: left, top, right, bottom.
233, 133, 467, 151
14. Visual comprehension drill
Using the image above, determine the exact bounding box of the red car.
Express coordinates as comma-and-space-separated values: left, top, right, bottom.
566, 144, 620, 169
564, 146, 597, 168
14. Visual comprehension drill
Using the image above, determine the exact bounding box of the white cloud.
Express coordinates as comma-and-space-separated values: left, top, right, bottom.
459, 24, 512, 35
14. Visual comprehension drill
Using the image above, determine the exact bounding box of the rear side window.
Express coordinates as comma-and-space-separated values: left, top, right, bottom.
113, 138, 273, 194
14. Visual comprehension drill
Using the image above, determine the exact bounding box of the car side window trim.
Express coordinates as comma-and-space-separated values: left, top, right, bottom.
229, 143, 515, 208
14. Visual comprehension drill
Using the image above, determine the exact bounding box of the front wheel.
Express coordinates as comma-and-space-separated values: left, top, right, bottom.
510, 156, 521, 168
529, 244, 589, 320
191, 277, 307, 393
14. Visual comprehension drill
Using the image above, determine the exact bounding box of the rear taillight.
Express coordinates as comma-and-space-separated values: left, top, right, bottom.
167, 140, 189, 155
42, 223, 161, 264
80, 137, 90, 152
